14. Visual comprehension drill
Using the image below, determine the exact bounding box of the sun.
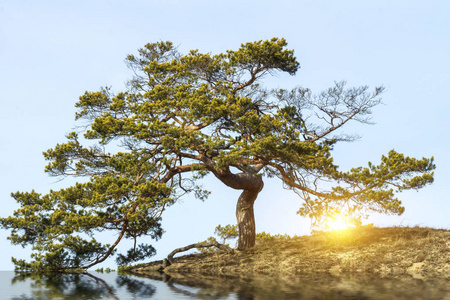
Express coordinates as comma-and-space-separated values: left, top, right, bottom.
325, 216, 350, 231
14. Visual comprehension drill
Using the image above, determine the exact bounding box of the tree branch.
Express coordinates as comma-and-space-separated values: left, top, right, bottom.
167, 240, 233, 263
159, 163, 205, 183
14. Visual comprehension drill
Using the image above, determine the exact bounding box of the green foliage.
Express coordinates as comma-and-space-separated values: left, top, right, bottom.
196, 224, 239, 253
297, 149, 435, 229
214, 224, 238, 244
196, 236, 220, 254
200, 225, 292, 251
115, 244, 156, 266
0, 38, 435, 271
255, 231, 292, 242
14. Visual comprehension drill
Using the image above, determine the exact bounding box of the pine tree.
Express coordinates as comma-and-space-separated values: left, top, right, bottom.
1, 38, 434, 272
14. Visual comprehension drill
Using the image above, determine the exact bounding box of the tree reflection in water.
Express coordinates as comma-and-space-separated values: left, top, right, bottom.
8, 271, 449, 300
116, 275, 156, 298
10, 272, 156, 300
162, 274, 235, 300
10, 272, 118, 300
130, 271, 450, 300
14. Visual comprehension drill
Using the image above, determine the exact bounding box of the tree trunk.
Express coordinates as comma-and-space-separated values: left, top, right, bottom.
204, 163, 264, 251
236, 189, 259, 250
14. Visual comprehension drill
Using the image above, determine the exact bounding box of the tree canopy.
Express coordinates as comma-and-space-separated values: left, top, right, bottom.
0, 38, 435, 272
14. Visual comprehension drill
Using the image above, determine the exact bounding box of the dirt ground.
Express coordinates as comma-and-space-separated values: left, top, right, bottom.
125, 226, 450, 279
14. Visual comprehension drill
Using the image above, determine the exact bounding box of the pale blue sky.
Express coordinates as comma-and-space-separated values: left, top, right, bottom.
1, 0, 449, 270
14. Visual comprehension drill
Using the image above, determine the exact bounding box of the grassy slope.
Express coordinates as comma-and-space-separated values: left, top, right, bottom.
125, 226, 449, 279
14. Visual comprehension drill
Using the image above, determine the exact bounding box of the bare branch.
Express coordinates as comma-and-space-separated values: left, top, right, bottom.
167, 240, 233, 263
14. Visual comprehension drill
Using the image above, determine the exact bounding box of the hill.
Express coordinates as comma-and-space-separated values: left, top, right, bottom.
124, 226, 449, 280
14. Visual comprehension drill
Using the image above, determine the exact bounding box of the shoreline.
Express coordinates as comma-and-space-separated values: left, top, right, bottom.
123, 226, 450, 280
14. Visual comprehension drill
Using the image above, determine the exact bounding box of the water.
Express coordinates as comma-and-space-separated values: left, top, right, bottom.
0, 271, 448, 299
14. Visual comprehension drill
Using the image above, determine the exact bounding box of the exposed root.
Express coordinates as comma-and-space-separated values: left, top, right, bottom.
167, 241, 233, 263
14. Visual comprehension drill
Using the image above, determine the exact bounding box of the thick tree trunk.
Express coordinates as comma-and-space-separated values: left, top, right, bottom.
204, 163, 264, 251
236, 189, 260, 250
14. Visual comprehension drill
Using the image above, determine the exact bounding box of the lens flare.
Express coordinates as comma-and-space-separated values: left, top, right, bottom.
325, 216, 350, 231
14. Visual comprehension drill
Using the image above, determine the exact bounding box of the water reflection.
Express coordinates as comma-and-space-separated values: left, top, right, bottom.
162, 274, 233, 299
9, 272, 156, 300
115, 275, 156, 298
11, 272, 119, 300
131, 271, 450, 300
5, 271, 450, 300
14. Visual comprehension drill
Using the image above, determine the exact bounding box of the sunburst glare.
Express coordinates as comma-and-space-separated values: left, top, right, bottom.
325, 216, 351, 231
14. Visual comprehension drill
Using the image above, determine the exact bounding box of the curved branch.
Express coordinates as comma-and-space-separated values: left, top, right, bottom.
83, 273, 120, 300
270, 162, 330, 197
307, 105, 364, 142
160, 163, 205, 183
204, 162, 263, 191
233, 66, 267, 94
269, 162, 373, 200
82, 220, 129, 270
167, 240, 233, 263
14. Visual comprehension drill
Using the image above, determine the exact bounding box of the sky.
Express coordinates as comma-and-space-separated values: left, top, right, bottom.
0, 0, 449, 271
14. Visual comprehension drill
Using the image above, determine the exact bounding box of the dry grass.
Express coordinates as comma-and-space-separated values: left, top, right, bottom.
125, 226, 450, 279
